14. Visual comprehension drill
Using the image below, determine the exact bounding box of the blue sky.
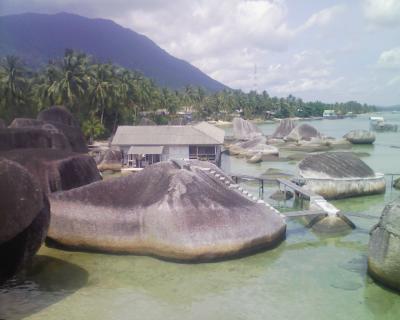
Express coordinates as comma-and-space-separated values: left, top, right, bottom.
1, 0, 399, 106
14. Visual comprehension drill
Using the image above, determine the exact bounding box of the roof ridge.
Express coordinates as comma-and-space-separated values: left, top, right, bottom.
191, 123, 222, 145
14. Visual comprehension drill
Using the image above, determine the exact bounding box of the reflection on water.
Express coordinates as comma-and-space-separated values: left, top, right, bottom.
1, 113, 399, 320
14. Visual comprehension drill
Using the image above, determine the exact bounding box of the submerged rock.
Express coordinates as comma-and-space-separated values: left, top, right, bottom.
0, 149, 101, 193
232, 117, 263, 140
344, 130, 376, 144
285, 124, 322, 142
271, 118, 296, 139
0, 159, 50, 283
48, 160, 286, 261
368, 199, 400, 291
37, 106, 88, 153
299, 152, 386, 199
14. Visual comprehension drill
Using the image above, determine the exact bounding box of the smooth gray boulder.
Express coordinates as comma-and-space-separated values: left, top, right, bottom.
270, 190, 294, 201
299, 152, 386, 199
0, 159, 50, 283
48, 160, 286, 261
344, 130, 376, 144
271, 118, 296, 139
37, 106, 88, 153
232, 118, 263, 140
0, 149, 101, 193
285, 124, 322, 142
368, 199, 400, 291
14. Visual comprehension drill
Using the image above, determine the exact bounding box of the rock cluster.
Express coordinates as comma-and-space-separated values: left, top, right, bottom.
48, 160, 286, 261
368, 199, 400, 291
0, 159, 50, 283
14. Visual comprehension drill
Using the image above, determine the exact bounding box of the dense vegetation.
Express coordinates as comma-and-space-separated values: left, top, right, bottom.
0, 50, 377, 139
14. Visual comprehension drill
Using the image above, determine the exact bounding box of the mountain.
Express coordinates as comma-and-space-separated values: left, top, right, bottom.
0, 12, 226, 91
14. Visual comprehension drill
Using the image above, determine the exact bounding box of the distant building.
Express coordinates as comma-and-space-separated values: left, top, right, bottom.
111, 122, 225, 168
323, 110, 337, 118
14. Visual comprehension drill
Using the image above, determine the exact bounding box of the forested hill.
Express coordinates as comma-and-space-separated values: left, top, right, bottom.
0, 12, 226, 91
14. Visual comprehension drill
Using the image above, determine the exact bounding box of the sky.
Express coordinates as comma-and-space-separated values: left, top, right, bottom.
1, 0, 400, 106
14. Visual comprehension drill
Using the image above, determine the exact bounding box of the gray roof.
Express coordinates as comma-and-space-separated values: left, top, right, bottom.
128, 146, 164, 155
112, 122, 225, 146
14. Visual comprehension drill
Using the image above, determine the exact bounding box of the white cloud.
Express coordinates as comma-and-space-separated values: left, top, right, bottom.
364, 0, 400, 27
378, 47, 400, 69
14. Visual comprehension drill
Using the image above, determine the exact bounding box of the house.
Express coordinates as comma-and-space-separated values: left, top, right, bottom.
111, 122, 225, 168
323, 110, 337, 118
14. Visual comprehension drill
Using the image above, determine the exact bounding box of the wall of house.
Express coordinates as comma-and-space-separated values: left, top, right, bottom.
165, 145, 189, 160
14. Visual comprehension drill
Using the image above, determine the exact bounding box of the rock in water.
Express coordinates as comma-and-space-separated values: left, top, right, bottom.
37, 106, 88, 153
299, 152, 386, 199
270, 190, 294, 201
0, 149, 101, 193
271, 118, 296, 139
232, 118, 263, 140
247, 153, 262, 163
48, 161, 286, 261
285, 124, 322, 142
97, 149, 122, 172
344, 130, 376, 144
0, 159, 50, 283
368, 199, 400, 291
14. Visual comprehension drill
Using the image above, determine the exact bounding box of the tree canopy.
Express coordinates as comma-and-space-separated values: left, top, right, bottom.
0, 50, 377, 139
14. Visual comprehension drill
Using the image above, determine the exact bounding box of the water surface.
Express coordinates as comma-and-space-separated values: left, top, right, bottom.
1, 113, 399, 320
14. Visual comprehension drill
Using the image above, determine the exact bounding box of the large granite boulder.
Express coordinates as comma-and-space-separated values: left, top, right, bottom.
285, 124, 322, 142
368, 199, 400, 291
299, 152, 386, 199
37, 106, 88, 153
97, 149, 122, 172
48, 160, 286, 261
344, 130, 376, 144
0, 119, 5, 128
232, 117, 263, 140
0, 127, 70, 151
0, 159, 50, 283
271, 118, 296, 139
8, 118, 72, 151
0, 149, 101, 193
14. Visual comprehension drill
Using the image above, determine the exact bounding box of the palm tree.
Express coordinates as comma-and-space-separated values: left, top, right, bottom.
0, 55, 28, 119
47, 49, 89, 117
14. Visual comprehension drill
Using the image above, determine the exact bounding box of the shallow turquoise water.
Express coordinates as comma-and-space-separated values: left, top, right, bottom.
1, 113, 399, 320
